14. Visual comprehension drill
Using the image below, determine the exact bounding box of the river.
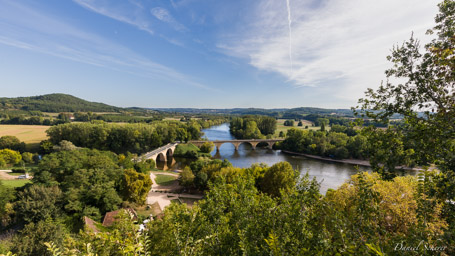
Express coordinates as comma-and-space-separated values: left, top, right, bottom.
157, 123, 374, 193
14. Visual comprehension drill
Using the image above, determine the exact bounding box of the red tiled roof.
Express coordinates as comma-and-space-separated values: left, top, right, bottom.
102, 208, 137, 227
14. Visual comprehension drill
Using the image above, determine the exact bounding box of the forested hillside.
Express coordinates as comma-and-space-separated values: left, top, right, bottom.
0, 94, 122, 112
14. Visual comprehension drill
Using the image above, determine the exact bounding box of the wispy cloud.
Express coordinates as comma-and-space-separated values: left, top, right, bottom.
151, 7, 186, 32
73, 0, 155, 35
219, 0, 439, 99
0, 0, 212, 90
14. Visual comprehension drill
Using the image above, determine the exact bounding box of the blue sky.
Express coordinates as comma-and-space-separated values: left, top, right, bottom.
0, 0, 439, 108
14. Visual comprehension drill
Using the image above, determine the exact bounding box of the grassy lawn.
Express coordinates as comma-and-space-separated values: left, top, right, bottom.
0, 124, 49, 144
135, 202, 162, 218
0, 179, 31, 188
154, 174, 177, 186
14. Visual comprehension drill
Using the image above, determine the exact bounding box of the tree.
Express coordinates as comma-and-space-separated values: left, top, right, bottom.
180, 166, 195, 187
39, 140, 54, 155
260, 162, 296, 197
134, 159, 155, 173
0, 149, 22, 167
356, 1, 455, 251
52, 140, 78, 152
356, 1, 455, 172
316, 118, 329, 127
15, 185, 63, 223
21, 152, 34, 164
320, 122, 326, 132
0, 181, 15, 227
257, 116, 277, 135
244, 121, 263, 139
283, 120, 294, 126
121, 169, 152, 204
200, 141, 215, 153
11, 218, 68, 256
0, 136, 25, 152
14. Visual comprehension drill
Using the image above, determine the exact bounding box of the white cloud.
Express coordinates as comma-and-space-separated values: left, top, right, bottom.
151, 7, 187, 31
219, 0, 440, 100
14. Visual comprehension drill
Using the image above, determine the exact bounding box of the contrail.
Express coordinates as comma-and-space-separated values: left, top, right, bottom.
286, 0, 293, 73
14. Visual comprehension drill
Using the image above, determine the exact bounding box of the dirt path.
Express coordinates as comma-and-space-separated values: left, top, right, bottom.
0, 170, 17, 180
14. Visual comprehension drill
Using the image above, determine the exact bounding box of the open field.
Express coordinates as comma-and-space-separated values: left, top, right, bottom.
273, 119, 327, 137
0, 124, 49, 143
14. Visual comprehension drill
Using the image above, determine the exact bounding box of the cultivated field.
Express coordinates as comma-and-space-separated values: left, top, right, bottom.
0, 124, 49, 143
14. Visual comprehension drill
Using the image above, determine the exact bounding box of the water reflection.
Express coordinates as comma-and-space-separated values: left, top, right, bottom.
157, 123, 371, 192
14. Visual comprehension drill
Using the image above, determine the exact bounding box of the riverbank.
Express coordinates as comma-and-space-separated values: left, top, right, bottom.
281, 150, 428, 172
281, 150, 371, 167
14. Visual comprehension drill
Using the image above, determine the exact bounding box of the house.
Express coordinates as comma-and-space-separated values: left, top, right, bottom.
102, 208, 138, 227
83, 216, 101, 234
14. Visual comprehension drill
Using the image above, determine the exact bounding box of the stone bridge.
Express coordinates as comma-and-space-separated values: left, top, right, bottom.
140, 143, 178, 163
140, 139, 284, 163
189, 139, 284, 151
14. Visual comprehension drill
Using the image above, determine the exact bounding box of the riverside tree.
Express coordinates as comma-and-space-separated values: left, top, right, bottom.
357, 0, 455, 249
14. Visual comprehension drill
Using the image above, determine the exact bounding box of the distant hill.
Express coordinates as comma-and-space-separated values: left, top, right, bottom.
0, 94, 122, 113
152, 107, 355, 118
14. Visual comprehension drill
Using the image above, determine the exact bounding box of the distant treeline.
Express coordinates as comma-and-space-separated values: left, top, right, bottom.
155, 107, 354, 118
46, 120, 225, 154
229, 116, 276, 139
279, 126, 366, 159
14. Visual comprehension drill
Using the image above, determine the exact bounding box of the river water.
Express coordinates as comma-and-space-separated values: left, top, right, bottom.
158, 123, 374, 192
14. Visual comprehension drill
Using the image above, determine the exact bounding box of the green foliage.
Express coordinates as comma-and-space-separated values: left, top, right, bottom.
47, 121, 202, 154
0, 136, 25, 152
179, 166, 195, 187
21, 152, 34, 164
230, 115, 276, 139
33, 149, 124, 222
121, 169, 153, 204
15, 185, 63, 223
0, 149, 22, 167
39, 140, 54, 155
0, 181, 15, 227
0, 93, 121, 113
52, 140, 78, 152
363, 127, 415, 180
11, 218, 68, 256
49, 209, 145, 255
281, 128, 367, 159
283, 119, 294, 126
174, 143, 200, 158
259, 162, 296, 197
199, 141, 215, 153
134, 159, 155, 173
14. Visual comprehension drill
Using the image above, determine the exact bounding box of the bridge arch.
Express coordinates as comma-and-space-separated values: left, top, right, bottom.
215, 142, 240, 151
239, 141, 256, 150
156, 152, 166, 162
256, 141, 271, 148
166, 148, 173, 157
